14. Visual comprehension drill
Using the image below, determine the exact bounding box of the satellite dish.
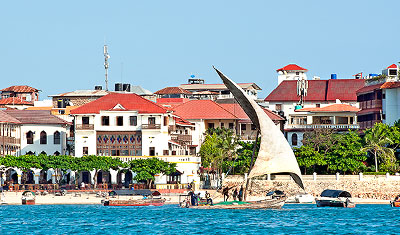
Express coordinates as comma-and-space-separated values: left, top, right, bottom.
190, 75, 195, 78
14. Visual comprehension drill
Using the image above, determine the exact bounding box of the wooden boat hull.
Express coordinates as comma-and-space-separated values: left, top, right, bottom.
391, 201, 400, 207
103, 198, 166, 206
22, 198, 35, 205
316, 199, 355, 208
192, 198, 285, 210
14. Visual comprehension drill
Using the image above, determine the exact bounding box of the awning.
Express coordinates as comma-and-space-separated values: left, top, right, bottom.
320, 189, 351, 198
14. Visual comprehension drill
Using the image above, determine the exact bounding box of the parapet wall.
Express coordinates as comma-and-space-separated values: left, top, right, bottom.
222, 175, 400, 200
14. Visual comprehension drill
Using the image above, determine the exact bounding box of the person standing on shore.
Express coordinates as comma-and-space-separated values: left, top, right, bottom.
233, 189, 238, 201
222, 187, 230, 201
238, 186, 243, 201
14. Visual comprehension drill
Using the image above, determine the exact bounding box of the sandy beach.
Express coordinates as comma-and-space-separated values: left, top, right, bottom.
0, 191, 391, 205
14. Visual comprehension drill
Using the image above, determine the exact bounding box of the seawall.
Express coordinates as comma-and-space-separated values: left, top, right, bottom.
223, 175, 400, 200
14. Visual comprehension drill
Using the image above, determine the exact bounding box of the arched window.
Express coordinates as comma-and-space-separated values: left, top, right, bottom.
26, 131, 33, 144
54, 151, 60, 156
292, 133, 298, 146
54, 131, 60, 144
40, 131, 47, 144
39, 151, 47, 155
26, 151, 34, 155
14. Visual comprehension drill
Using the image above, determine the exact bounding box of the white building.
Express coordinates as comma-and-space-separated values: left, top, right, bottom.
0, 110, 69, 156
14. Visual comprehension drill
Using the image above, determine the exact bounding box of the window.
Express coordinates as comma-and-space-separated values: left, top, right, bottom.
276, 104, 282, 111
241, 124, 246, 131
292, 133, 298, 146
389, 69, 397, 76
116, 116, 123, 126
54, 151, 60, 156
316, 104, 320, 108
229, 123, 234, 129
40, 131, 47, 144
53, 131, 60, 144
148, 117, 156, 124
82, 117, 89, 125
83, 147, 88, 155
208, 123, 215, 129
221, 123, 224, 128
101, 116, 110, 126
163, 150, 169, 155
296, 72, 300, 75
130, 116, 137, 126
26, 131, 33, 144
149, 147, 155, 156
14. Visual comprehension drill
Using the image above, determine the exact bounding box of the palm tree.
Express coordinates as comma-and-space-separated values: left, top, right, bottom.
362, 123, 395, 172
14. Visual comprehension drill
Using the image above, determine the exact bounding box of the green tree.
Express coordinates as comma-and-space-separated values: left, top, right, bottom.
362, 123, 397, 172
129, 158, 176, 188
327, 131, 367, 174
294, 145, 326, 174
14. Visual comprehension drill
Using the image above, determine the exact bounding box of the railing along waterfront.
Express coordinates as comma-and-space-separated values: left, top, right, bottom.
110, 155, 201, 163
286, 124, 359, 129
76, 124, 94, 130
225, 173, 400, 182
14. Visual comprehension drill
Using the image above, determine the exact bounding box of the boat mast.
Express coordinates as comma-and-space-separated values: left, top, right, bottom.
244, 129, 259, 201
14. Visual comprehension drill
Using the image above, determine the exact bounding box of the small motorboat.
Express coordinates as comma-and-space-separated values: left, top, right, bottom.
103, 189, 166, 206
390, 195, 400, 207
294, 193, 315, 203
21, 191, 36, 205
315, 189, 355, 208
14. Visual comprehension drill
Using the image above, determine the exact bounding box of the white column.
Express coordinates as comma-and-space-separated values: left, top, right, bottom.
386, 172, 390, 180
359, 172, 363, 181
313, 172, 317, 181
90, 170, 96, 185
69, 171, 76, 184
336, 172, 340, 181
110, 169, 118, 184
16, 168, 23, 184
120, 173, 125, 187
267, 174, 271, 181
33, 169, 41, 185
244, 173, 248, 182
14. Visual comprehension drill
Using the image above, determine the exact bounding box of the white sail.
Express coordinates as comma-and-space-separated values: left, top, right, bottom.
214, 67, 304, 189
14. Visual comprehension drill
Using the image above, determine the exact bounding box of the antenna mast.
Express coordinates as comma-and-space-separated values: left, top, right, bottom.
103, 45, 110, 91
296, 77, 308, 107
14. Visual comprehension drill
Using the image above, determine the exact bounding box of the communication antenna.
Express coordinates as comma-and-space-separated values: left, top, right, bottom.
103, 45, 110, 91
296, 77, 308, 106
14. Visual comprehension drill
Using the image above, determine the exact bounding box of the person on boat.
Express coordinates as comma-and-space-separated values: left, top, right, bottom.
238, 186, 243, 201
233, 189, 238, 201
189, 190, 196, 206
222, 187, 230, 201
205, 191, 213, 205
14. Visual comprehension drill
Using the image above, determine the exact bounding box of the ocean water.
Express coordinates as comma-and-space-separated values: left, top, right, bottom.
0, 204, 399, 234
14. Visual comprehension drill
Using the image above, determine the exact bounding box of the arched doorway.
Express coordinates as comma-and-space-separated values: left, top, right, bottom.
40, 170, 48, 184
124, 171, 133, 188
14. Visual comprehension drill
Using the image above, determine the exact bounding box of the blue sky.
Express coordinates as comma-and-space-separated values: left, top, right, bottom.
1, 1, 399, 99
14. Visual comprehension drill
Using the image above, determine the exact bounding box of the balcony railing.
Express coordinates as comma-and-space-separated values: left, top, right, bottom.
0, 136, 20, 145
286, 124, 359, 130
142, 124, 161, 129
76, 124, 94, 130
171, 134, 192, 142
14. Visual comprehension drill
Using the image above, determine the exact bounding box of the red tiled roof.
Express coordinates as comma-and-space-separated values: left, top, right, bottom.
156, 98, 189, 105
387, 64, 398, 69
0, 110, 21, 123
0, 97, 34, 105
172, 100, 236, 120
154, 87, 192, 95
276, 64, 307, 72
326, 79, 365, 101
380, 82, 400, 89
265, 79, 364, 102
356, 83, 383, 94
174, 116, 194, 126
297, 104, 360, 112
1, 85, 39, 93
4, 110, 69, 124
218, 103, 284, 121
70, 93, 167, 114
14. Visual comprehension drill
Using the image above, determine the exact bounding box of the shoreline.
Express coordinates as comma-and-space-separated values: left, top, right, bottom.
0, 192, 391, 205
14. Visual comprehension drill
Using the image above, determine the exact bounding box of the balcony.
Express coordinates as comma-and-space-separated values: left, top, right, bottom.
171, 134, 192, 143
141, 124, 161, 129
76, 124, 94, 130
0, 136, 20, 145
286, 124, 359, 130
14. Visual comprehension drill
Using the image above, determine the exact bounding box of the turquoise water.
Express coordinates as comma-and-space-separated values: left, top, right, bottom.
0, 204, 399, 234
